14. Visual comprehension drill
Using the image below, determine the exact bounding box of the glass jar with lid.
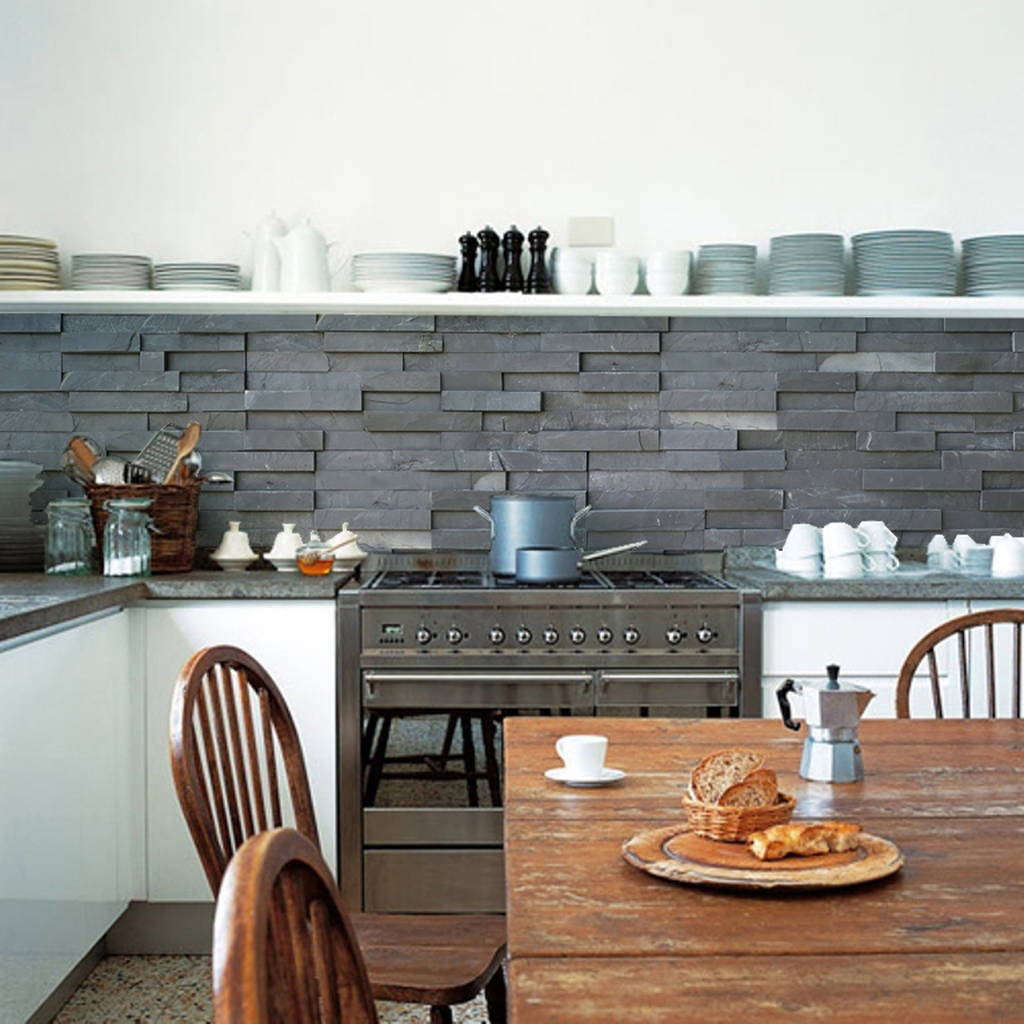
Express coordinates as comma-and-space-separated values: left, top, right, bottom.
45, 498, 96, 575
103, 497, 154, 577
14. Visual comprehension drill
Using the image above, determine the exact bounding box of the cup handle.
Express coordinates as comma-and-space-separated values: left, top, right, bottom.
555, 737, 569, 763
856, 530, 871, 549
887, 552, 900, 570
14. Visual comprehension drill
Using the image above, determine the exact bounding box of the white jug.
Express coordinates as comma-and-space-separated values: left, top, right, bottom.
273, 218, 331, 292
247, 212, 287, 291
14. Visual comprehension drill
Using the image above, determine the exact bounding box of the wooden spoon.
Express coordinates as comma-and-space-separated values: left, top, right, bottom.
162, 421, 201, 485
68, 436, 98, 477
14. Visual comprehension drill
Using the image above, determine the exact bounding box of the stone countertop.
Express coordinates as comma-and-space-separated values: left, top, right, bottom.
0, 570, 353, 644
725, 562, 1024, 600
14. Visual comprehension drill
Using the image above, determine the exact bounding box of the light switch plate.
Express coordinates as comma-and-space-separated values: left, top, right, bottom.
568, 216, 615, 248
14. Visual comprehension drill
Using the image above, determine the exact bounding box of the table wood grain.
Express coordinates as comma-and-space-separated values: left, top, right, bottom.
503, 718, 1024, 1022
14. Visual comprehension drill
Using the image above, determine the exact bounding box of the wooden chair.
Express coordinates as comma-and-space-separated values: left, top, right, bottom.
896, 609, 1024, 718
170, 645, 507, 1024
213, 827, 378, 1023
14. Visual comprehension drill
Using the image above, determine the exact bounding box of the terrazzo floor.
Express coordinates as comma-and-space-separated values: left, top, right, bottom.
54, 955, 489, 1023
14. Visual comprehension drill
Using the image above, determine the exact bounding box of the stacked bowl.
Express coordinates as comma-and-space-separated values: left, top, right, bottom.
962, 235, 1024, 296
0, 461, 45, 571
594, 252, 639, 295
768, 234, 845, 295
774, 523, 822, 576
644, 250, 691, 296
694, 244, 757, 294
154, 263, 242, 290
551, 248, 594, 295
0, 234, 60, 290
852, 229, 955, 296
72, 253, 152, 290
351, 252, 456, 293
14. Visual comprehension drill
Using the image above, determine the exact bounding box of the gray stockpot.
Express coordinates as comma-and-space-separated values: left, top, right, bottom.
472, 495, 592, 576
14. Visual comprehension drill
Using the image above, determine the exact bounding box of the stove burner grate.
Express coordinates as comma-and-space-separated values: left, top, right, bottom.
364, 566, 734, 591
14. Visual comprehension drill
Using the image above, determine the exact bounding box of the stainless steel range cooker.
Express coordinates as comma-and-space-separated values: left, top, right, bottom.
337, 551, 761, 913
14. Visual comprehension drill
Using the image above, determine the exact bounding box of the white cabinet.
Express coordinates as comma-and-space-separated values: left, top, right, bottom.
0, 609, 135, 1022
142, 601, 336, 901
762, 601, 967, 718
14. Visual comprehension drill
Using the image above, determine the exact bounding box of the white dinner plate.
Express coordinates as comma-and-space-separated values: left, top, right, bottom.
544, 766, 626, 787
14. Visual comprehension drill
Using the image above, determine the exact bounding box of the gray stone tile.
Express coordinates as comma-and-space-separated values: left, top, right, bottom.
164, 350, 243, 372
782, 508, 942, 530
973, 413, 1024, 433
538, 429, 659, 452
581, 353, 661, 371
317, 450, 396, 469
139, 351, 166, 371
659, 370, 777, 390
246, 370, 360, 390
441, 391, 541, 411
506, 471, 587, 491
707, 510, 782, 529
331, 354, 406, 371
143, 332, 245, 351
438, 316, 668, 332
666, 317, 785, 331
249, 411, 364, 429
778, 410, 896, 430
0, 410, 73, 431
503, 373, 582, 392
661, 351, 815, 371
188, 392, 246, 411
60, 370, 180, 392
936, 432, 1012, 451
0, 350, 61, 371
855, 391, 1011, 412
361, 371, 440, 392
428, 528, 491, 549
659, 390, 775, 411
489, 450, 586, 471
405, 351, 580, 372
584, 508, 705, 530
362, 393, 439, 412
317, 489, 429, 508
857, 431, 935, 451
243, 430, 324, 451
703, 488, 783, 510
324, 330, 440, 351
316, 469, 471, 489
0, 371, 61, 393
323, 429, 439, 449
0, 314, 61, 332
68, 391, 186, 413
786, 450, 940, 470
863, 318, 944, 332
776, 371, 855, 392
785, 317, 866, 331
858, 332, 1009, 352
246, 349, 330, 371
235, 471, 315, 490
180, 371, 245, 392
315, 314, 435, 331
61, 331, 141, 352
0, 332, 60, 350
204, 451, 315, 471
941, 450, 1024, 470
579, 372, 659, 392
541, 332, 660, 353
235, 490, 315, 511
818, 352, 935, 372
316, 507, 434, 530
246, 332, 323, 353
863, 468, 982, 490
935, 352, 1024, 373
659, 428, 738, 450
777, 392, 855, 410
441, 333, 541, 353
718, 450, 786, 470
362, 411, 482, 431
173, 410, 244, 430
944, 318, 1024, 332
660, 411, 778, 431
897, 412, 976, 431
439, 431, 538, 451
59, 353, 139, 372
587, 452, 718, 471
244, 390, 362, 411
441, 371, 502, 390
737, 429, 855, 450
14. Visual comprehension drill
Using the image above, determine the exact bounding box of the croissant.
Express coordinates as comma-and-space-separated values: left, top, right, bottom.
747, 822, 862, 861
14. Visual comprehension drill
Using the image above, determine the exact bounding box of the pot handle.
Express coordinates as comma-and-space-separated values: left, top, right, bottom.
472, 505, 494, 538
777, 679, 802, 731
569, 504, 593, 546
578, 540, 647, 562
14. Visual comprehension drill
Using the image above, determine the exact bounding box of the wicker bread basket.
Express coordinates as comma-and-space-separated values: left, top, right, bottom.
682, 791, 796, 842
85, 481, 201, 574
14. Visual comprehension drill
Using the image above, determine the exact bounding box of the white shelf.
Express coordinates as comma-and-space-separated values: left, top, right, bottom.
2, 290, 1024, 319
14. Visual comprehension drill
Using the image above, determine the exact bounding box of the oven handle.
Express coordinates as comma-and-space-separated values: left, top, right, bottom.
597, 669, 739, 693
364, 670, 594, 698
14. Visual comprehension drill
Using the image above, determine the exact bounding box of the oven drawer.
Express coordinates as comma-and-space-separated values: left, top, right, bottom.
364, 808, 503, 846
363, 670, 593, 710
364, 849, 505, 913
596, 669, 738, 708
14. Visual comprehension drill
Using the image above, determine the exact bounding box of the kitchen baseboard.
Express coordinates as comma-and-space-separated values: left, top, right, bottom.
26, 938, 105, 1024
105, 901, 215, 954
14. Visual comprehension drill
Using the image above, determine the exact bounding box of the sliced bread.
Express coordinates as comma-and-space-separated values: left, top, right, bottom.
690, 748, 764, 804
718, 767, 779, 808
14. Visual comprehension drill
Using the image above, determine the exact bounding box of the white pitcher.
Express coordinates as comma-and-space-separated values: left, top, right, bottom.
273, 218, 331, 292
247, 212, 287, 291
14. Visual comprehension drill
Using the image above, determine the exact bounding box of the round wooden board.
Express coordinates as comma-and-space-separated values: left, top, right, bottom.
622, 823, 904, 890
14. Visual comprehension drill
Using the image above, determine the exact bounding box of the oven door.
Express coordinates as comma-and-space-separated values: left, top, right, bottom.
595, 668, 740, 716
361, 669, 593, 912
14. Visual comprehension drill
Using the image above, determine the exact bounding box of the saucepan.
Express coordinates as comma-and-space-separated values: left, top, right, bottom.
515, 540, 648, 584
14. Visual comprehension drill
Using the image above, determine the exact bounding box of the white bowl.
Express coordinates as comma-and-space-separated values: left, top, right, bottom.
646, 250, 691, 270
645, 272, 689, 296
555, 269, 593, 295
595, 270, 638, 295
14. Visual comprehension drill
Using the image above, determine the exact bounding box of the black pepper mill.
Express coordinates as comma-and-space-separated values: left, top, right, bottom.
477, 226, 501, 292
524, 226, 553, 294
457, 231, 479, 292
501, 224, 525, 292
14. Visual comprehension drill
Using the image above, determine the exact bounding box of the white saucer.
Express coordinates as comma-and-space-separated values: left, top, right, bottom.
544, 766, 626, 787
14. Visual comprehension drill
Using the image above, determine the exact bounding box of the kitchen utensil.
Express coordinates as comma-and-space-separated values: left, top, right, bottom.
92, 455, 129, 484
162, 421, 201, 484
457, 231, 479, 292
60, 450, 92, 487
514, 540, 648, 584
131, 424, 184, 483
196, 471, 232, 485
502, 225, 525, 292
68, 436, 99, 474
524, 226, 553, 294
473, 495, 592, 577
182, 451, 202, 478
777, 665, 874, 783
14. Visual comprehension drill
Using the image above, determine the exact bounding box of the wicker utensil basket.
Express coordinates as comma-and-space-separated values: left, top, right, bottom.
681, 792, 796, 842
86, 481, 201, 574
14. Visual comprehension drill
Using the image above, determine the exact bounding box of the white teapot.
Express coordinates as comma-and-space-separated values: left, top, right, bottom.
273, 218, 332, 292
247, 212, 287, 291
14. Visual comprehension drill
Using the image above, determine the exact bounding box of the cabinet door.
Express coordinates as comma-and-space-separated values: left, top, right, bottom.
762, 601, 965, 718
144, 601, 336, 901
0, 610, 132, 1021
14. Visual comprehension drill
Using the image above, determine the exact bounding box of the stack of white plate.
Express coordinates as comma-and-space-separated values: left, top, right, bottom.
962, 235, 1024, 296
852, 230, 955, 296
351, 252, 456, 293
693, 243, 757, 294
0, 461, 44, 571
153, 263, 242, 290
0, 234, 60, 290
71, 253, 152, 290
769, 234, 845, 295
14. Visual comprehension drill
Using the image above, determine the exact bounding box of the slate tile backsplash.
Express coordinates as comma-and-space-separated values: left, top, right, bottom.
2, 313, 1023, 554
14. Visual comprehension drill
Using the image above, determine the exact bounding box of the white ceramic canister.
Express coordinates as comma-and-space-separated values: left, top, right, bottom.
248, 212, 287, 291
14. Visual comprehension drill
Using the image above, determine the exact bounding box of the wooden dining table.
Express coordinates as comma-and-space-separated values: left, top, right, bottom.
502, 717, 1024, 1022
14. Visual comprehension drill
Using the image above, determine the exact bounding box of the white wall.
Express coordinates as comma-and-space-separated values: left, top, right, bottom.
2, 0, 1022, 281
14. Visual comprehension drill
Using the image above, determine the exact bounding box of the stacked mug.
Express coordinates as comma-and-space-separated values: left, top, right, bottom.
644, 250, 691, 295
858, 520, 900, 574
821, 523, 869, 578
990, 534, 1024, 577
951, 534, 994, 576
551, 248, 594, 295
775, 523, 822, 576
594, 252, 640, 295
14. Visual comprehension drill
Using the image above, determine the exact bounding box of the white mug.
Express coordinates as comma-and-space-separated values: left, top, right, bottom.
822, 522, 869, 556
857, 520, 897, 550
555, 734, 607, 779
864, 550, 900, 573
782, 523, 823, 557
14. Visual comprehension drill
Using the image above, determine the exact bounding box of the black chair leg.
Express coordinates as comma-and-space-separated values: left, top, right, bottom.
364, 714, 392, 806
484, 967, 507, 1024
436, 713, 459, 770
460, 714, 479, 806
481, 712, 502, 807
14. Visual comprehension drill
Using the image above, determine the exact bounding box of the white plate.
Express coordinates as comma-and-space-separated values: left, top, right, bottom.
544, 766, 626, 787
353, 279, 451, 293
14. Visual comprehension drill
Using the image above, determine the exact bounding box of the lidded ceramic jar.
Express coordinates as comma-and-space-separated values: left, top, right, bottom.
211, 521, 257, 571
326, 521, 368, 572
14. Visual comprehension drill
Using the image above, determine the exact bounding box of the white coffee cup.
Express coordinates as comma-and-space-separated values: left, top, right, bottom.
857, 520, 897, 550
782, 523, 823, 557
555, 734, 608, 779
992, 538, 1024, 577
823, 551, 864, 578
822, 522, 869, 557
864, 550, 900, 573
952, 534, 978, 559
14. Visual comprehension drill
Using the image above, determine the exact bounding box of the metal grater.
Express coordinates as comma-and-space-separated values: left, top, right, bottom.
129, 424, 184, 483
